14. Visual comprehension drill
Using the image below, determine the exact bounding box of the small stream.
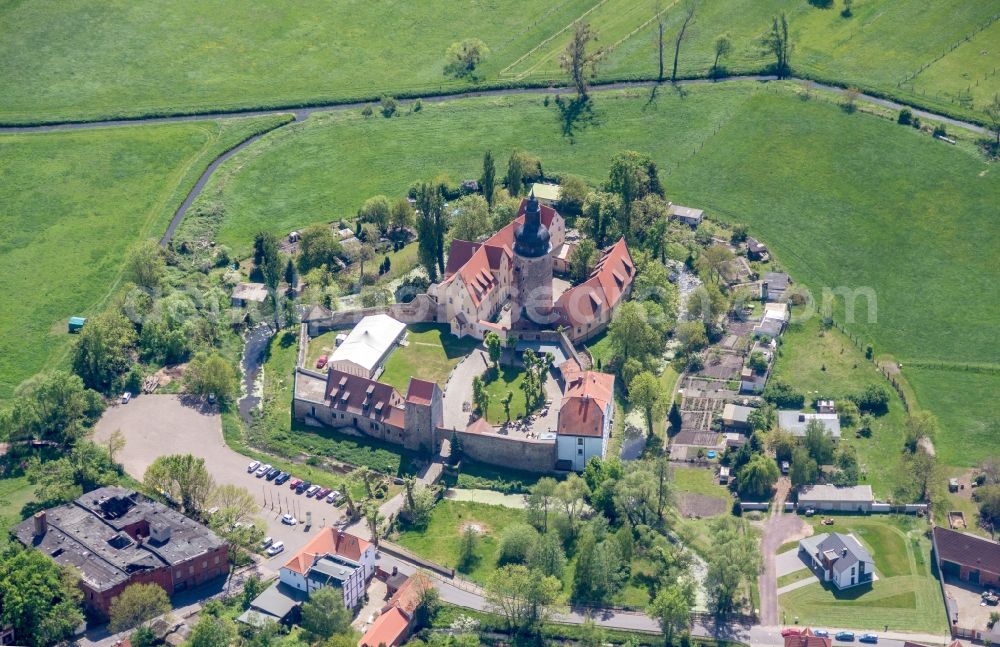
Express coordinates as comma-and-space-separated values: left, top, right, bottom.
238, 323, 275, 422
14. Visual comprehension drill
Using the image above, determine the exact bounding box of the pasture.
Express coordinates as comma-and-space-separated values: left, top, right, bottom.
0, 115, 288, 401
1, 0, 997, 124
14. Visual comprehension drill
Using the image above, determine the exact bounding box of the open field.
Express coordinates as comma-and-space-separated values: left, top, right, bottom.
2, 0, 997, 123
0, 115, 288, 401
909, 18, 1000, 114
200, 82, 999, 470
902, 367, 1000, 468
772, 318, 908, 499
380, 324, 480, 393
395, 500, 528, 585
779, 515, 947, 633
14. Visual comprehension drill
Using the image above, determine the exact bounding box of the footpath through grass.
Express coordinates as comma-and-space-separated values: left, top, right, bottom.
0, 115, 288, 401
778, 515, 945, 634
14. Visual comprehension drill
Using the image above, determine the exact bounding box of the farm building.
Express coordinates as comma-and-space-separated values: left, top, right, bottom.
797, 484, 874, 513
746, 237, 770, 262
327, 314, 406, 378
721, 403, 753, 431
933, 527, 1000, 587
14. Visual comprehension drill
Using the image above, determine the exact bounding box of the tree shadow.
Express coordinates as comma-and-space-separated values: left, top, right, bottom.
554, 95, 599, 137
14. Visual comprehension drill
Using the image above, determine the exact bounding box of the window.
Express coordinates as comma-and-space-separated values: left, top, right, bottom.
577, 438, 583, 445
202, 560, 207, 568
578, 448, 584, 455
214, 556, 220, 565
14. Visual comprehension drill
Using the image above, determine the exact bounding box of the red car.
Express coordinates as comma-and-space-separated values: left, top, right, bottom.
781, 628, 802, 637
315, 487, 332, 500
288, 478, 302, 490
316, 355, 328, 369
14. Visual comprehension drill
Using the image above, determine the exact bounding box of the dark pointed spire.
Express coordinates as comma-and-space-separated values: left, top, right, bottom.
514, 193, 550, 258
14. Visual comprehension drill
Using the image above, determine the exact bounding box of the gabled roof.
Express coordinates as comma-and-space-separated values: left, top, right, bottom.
465, 417, 494, 435
558, 370, 615, 438
324, 369, 406, 429
282, 527, 371, 575
804, 532, 873, 574
784, 628, 831, 647
556, 238, 634, 329
383, 572, 432, 616
444, 240, 482, 278
359, 606, 410, 647
933, 526, 1000, 574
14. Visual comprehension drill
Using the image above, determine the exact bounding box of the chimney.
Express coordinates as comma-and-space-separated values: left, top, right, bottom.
392, 566, 398, 576
33, 511, 47, 537
842, 548, 848, 557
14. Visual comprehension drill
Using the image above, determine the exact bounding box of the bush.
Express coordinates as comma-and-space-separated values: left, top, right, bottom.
898, 109, 913, 125
933, 124, 948, 138
380, 95, 398, 118
413, 98, 422, 112
762, 379, 805, 409
361, 104, 373, 117
849, 383, 891, 415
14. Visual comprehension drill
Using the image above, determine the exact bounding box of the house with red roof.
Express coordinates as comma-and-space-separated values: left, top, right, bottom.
358, 573, 433, 647
557, 359, 615, 471
556, 238, 635, 342
279, 527, 376, 609
783, 628, 831, 647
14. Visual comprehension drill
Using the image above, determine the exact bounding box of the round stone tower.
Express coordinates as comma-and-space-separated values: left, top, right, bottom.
511, 193, 554, 328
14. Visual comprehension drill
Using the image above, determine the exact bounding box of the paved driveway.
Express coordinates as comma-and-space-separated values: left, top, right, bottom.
776, 547, 810, 577
442, 348, 489, 430
93, 394, 343, 572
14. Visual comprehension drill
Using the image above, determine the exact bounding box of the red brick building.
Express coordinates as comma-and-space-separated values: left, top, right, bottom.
933, 526, 1000, 588
15, 486, 228, 620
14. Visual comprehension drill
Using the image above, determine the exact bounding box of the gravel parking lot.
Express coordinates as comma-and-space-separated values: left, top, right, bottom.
93, 394, 345, 570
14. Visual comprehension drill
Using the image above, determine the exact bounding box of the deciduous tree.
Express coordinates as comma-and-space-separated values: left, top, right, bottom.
444, 39, 489, 78
486, 564, 561, 632
560, 22, 602, 100
671, 0, 698, 82
450, 194, 492, 242
297, 224, 343, 273
0, 546, 84, 647
73, 309, 137, 392
125, 240, 166, 291
109, 583, 171, 633
143, 453, 215, 514
761, 13, 791, 78
649, 581, 694, 645
712, 33, 732, 76
737, 453, 779, 499
300, 586, 352, 639
184, 352, 237, 403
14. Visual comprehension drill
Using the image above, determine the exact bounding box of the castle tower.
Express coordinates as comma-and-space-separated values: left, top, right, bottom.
511, 193, 554, 328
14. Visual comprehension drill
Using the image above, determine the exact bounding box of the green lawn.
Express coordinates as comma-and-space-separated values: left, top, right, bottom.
199, 82, 999, 471
0, 476, 36, 547
0, 115, 288, 400
395, 500, 529, 585
779, 515, 946, 633
481, 366, 533, 424
380, 324, 480, 393
777, 568, 815, 589
902, 367, 1000, 468
305, 331, 338, 370
3, 0, 997, 124
771, 318, 909, 499
671, 465, 731, 504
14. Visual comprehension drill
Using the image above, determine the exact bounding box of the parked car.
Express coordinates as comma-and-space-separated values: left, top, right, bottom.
296, 480, 311, 494
306, 485, 320, 497
265, 468, 281, 481
121, 392, 132, 404
255, 464, 271, 477
247, 461, 260, 473
289, 478, 302, 490
835, 631, 855, 641
326, 490, 341, 504
266, 541, 285, 556
281, 514, 297, 526
781, 629, 801, 637
275, 472, 290, 485
316, 355, 328, 369
859, 634, 878, 644
315, 487, 331, 500
814, 629, 829, 637
261, 537, 273, 548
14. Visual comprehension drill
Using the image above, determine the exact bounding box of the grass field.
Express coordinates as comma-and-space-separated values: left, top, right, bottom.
0, 115, 288, 401
395, 500, 529, 584
779, 515, 946, 633
902, 367, 1000, 468
777, 567, 815, 589
772, 318, 908, 499
380, 324, 480, 393
0, 476, 35, 547
2, 0, 997, 124
199, 82, 999, 469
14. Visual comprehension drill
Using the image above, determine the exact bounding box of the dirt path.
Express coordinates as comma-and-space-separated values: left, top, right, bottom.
757, 477, 811, 626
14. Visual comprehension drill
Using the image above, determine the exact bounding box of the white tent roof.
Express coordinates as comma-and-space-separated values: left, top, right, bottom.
328, 314, 406, 372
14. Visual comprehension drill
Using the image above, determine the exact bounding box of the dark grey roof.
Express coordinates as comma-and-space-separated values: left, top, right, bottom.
248, 582, 308, 620
814, 532, 873, 574
763, 272, 790, 290
15, 486, 225, 593
307, 555, 360, 585
747, 237, 768, 253
755, 318, 784, 338
513, 193, 551, 258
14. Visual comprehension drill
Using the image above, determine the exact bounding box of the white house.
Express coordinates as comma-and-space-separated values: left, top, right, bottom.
279, 528, 376, 609
799, 532, 874, 589
778, 410, 842, 440
557, 361, 615, 471
327, 314, 406, 378
668, 204, 704, 227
